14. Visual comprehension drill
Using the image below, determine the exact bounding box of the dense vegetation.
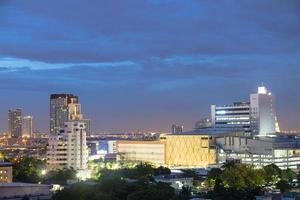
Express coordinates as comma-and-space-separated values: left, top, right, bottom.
204, 163, 297, 200
53, 163, 188, 200
7, 156, 300, 200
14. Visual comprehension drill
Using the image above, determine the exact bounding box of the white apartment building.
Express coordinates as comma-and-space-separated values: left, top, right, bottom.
47, 121, 88, 171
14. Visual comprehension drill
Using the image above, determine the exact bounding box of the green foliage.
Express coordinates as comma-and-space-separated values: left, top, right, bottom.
263, 164, 281, 185
276, 180, 292, 194
281, 168, 297, 182
221, 164, 265, 190
11, 157, 46, 183
46, 168, 76, 184
53, 164, 180, 200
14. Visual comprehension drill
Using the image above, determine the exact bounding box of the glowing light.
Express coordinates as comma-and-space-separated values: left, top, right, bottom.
41, 169, 47, 176
216, 110, 226, 115
258, 86, 267, 94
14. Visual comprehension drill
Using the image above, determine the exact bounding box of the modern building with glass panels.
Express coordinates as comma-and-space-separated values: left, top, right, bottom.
211, 102, 251, 134
215, 135, 300, 170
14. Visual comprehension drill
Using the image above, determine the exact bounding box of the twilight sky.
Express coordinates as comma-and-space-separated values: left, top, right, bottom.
0, 0, 300, 133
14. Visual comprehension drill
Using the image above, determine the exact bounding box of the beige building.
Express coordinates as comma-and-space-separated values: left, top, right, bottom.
164, 134, 216, 168
117, 141, 165, 166
117, 134, 217, 168
0, 162, 13, 183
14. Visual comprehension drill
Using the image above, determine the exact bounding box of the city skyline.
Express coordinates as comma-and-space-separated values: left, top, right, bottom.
0, 1, 300, 133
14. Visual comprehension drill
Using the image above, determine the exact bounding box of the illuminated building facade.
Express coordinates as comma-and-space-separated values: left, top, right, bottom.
0, 162, 12, 183
47, 121, 88, 170
117, 134, 216, 168
216, 136, 300, 170
117, 141, 165, 165
8, 109, 22, 138
211, 102, 251, 134
21, 116, 33, 138
164, 134, 216, 168
250, 86, 276, 136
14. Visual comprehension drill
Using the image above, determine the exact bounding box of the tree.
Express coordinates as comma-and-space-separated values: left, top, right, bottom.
276, 180, 292, 194
46, 168, 76, 184
263, 164, 281, 185
127, 182, 175, 200
220, 164, 265, 190
281, 169, 297, 183
11, 157, 46, 183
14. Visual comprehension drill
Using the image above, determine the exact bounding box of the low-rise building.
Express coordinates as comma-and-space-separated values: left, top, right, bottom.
0, 183, 50, 199
117, 140, 165, 166
164, 134, 216, 168
216, 136, 300, 169
0, 162, 12, 183
117, 134, 217, 168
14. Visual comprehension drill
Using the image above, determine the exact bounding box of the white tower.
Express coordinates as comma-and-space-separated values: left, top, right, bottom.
250, 86, 276, 137
47, 121, 88, 171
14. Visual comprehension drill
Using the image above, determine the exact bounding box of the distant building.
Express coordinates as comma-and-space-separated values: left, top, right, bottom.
8, 109, 22, 138
250, 86, 276, 137
195, 118, 211, 129
171, 124, 183, 134
211, 102, 251, 134
0, 162, 12, 183
50, 94, 79, 135
47, 121, 88, 170
21, 116, 33, 138
50, 94, 91, 136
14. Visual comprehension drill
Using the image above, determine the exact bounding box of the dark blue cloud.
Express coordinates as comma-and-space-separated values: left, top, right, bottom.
0, 0, 299, 132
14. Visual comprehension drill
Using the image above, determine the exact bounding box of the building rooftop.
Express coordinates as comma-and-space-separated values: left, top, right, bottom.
0, 182, 50, 187
0, 162, 13, 167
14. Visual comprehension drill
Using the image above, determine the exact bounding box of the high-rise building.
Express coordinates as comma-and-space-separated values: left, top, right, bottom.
21, 116, 33, 138
50, 94, 83, 135
250, 86, 276, 137
8, 109, 22, 138
47, 121, 88, 170
171, 124, 183, 134
211, 102, 251, 133
81, 119, 91, 136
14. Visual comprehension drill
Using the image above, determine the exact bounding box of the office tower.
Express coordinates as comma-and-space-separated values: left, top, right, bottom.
21, 116, 33, 138
171, 124, 183, 134
250, 86, 276, 137
211, 102, 251, 133
50, 94, 79, 135
47, 121, 88, 170
8, 109, 22, 138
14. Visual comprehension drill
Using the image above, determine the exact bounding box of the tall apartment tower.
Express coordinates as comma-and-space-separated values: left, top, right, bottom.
50, 94, 80, 135
250, 86, 276, 137
211, 102, 251, 133
21, 116, 33, 138
8, 109, 22, 138
47, 121, 88, 170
